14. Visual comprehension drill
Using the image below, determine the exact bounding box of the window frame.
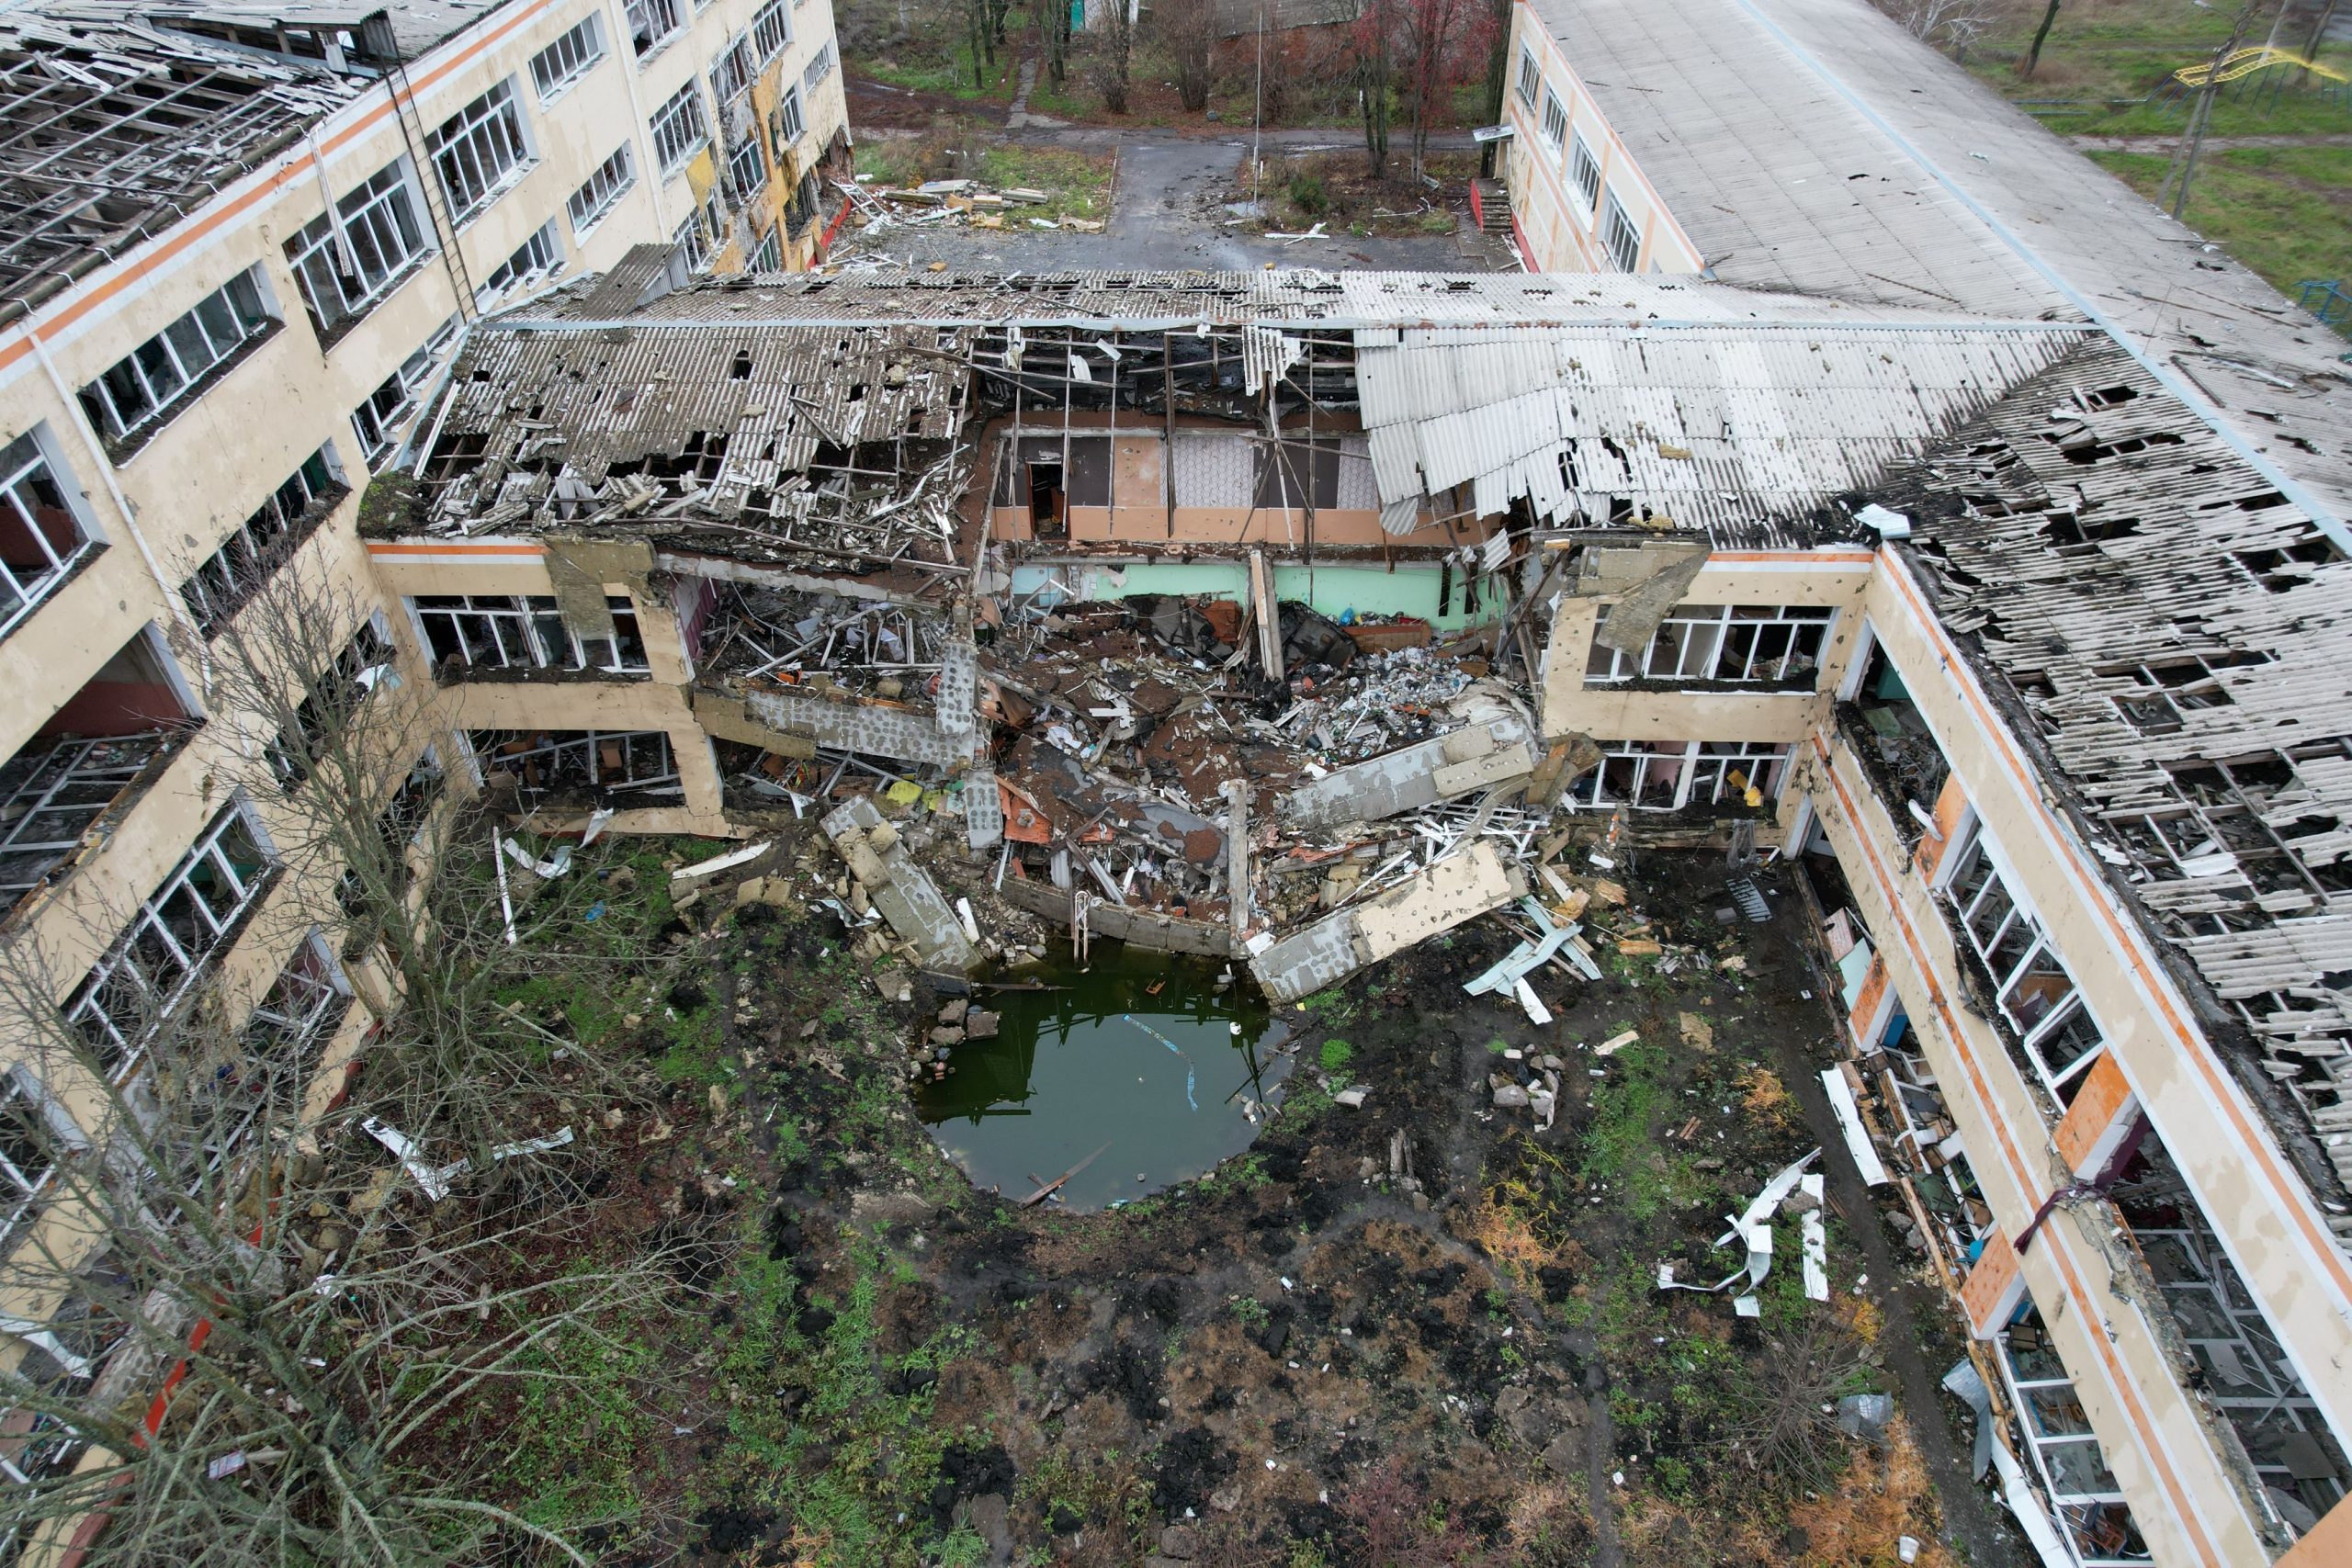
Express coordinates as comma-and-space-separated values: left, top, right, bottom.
749, 226, 783, 272
1539, 89, 1566, 150
802, 36, 836, 94
567, 143, 638, 237
650, 79, 709, 175
1565, 739, 1791, 814
424, 78, 533, 226
64, 801, 277, 1079
710, 32, 755, 104
182, 445, 346, 637
775, 82, 806, 146
1584, 603, 1836, 686
1515, 47, 1538, 109
77, 268, 277, 444
751, 0, 793, 63
624, 0, 683, 57
352, 314, 461, 466
529, 12, 606, 102
475, 220, 564, 309
1940, 829, 2109, 1100
284, 158, 431, 341
0, 430, 98, 640
728, 135, 768, 206
1567, 132, 1601, 217
411, 593, 650, 676
673, 210, 711, 273
1600, 186, 1642, 271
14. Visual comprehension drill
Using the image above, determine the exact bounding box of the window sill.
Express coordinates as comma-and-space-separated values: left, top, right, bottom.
658, 141, 710, 183
536, 59, 608, 110
435, 662, 652, 686
633, 34, 684, 71
0, 541, 105, 650
307, 254, 439, 355
447, 162, 539, 231
189, 487, 350, 640
100, 320, 286, 465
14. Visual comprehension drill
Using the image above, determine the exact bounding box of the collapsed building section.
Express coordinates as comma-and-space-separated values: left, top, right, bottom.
356, 258, 2352, 1563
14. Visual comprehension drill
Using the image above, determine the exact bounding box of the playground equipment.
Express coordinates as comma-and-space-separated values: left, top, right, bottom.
2161, 46, 2350, 110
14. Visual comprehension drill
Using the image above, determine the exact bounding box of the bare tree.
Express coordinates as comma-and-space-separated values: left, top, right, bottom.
1892, 0, 1996, 61
2020, 0, 2062, 78
1088, 0, 1137, 113
0, 564, 692, 1562
1351, 0, 1397, 178
2163, 0, 2268, 219
1394, 0, 1492, 182
1152, 0, 1220, 112
1037, 0, 1075, 88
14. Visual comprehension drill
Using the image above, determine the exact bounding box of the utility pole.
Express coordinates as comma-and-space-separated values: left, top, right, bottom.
2162, 0, 2265, 220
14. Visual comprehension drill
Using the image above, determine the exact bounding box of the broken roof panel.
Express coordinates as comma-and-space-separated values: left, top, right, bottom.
1355, 320, 2085, 544
0, 7, 359, 320
1898, 337, 2352, 1241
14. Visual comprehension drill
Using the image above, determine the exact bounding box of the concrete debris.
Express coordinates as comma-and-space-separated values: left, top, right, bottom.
1250, 841, 1525, 1002
821, 795, 979, 971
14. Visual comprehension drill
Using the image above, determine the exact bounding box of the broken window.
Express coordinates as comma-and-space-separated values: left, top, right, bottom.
625, 0, 683, 54
190, 930, 349, 1179
751, 0, 793, 62
650, 79, 708, 175
1993, 1300, 2154, 1565
530, 14, 606, 100
182, 446, 345, 637
1588, 604, 1834, 684
0, 626, 195, 917
76, 266, 276, 444
0, 430, 96, 638
0, 1068, 75, 1254
471, 729, 680, 807
1941, 828, 2107, 1100
65, 801, 276, 1077
568, 144, 637, 237
267, 617, 395, 791
412, 594, 648, 677
425, 79, 532, 224
475, 221, 563, 310
352, 313, 461, 465
1566, 740, 1789, 812
284, 157, 431, 341
1253, 438, 1341, 511
1515, 46, 1538, 108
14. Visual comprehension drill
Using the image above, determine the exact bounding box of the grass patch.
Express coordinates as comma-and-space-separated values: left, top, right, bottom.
1577, 1042, 1712, 1223
2089, 146, 2352, 309
853, 138, 1115, 223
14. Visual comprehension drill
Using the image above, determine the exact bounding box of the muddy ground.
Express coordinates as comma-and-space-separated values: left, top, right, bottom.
514, 838, 2030, 1566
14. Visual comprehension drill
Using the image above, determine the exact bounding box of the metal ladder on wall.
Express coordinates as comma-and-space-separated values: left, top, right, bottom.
384, 57, 479, 318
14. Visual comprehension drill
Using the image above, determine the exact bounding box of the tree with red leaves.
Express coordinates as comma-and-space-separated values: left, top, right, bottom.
1353, 0, 1497, 182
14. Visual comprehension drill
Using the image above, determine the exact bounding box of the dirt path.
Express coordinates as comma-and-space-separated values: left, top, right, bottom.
2069, 131, 2352, 152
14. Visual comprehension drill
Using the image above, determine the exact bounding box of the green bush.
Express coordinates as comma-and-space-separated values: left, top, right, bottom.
1288, 172, 1329, 217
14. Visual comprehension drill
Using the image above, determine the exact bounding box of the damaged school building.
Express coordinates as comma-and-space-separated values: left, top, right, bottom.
337, 252, 2352, 1567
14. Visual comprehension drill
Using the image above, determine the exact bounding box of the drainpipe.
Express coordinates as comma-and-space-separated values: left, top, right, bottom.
25, 330, 215, 701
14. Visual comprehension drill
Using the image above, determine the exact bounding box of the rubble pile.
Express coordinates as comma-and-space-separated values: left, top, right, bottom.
833, 177, 1105, 240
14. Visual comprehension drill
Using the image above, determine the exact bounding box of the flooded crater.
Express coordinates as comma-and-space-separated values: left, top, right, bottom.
915, 943, 1294, 1210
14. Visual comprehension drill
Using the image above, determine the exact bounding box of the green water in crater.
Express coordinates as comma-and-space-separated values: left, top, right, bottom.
914, 942, 1292, 1211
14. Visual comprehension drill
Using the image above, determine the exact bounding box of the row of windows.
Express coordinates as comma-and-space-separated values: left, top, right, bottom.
413, 594, 650, 675
181, 446, 345, 637
1564, 739, 1791, 813
1518, 43, 1645, 272
1585, 604, 1836, 685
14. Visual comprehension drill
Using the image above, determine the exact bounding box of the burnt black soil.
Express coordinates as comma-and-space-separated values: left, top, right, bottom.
625, 846, 2028, 1567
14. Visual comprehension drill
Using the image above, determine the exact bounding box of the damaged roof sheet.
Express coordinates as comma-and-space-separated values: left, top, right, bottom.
0, 6, 360, 319
1355, 321, 2084, 546
1901, 337, 2352, 1238
1524, 0, 2352, 534
512, 260, 2063, 332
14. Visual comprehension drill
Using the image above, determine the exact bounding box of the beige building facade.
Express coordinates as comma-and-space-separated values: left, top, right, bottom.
0, 0, 845, 1549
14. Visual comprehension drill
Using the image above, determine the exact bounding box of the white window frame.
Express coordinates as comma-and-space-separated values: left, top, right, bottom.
1585, 603, 1836, 685
567, 143, 637, 237
673, 210, 710, 273
475, 220, 564, 309
425, 78, 533, 225
1566, 739, 1791, 813
65, 801, 277, 1078
1539, 89, 1566, 150
0, 1068, 83, 1253
267, 615, 397, 791
1600, 186, 1641, 271
1567, 132, 1600, 218
530, 13, 606, 102
183, 445, 344, 637
802, 37, 836, 95
284, 158, 430, 338
1516, 46, 1538, 109
751, 0, 793, 63
78, 267, 276, 441
625, 0, 682, 56
410, 593, 650, 675
0, 429, 97, 638
352, 314, 461, 465
650, 79, 709, 175
775, 82, 805, 146
728, 135, 767, 205
1941, 826, 2109, 1100
710, 32, 755, 103
749, 226, 783, 272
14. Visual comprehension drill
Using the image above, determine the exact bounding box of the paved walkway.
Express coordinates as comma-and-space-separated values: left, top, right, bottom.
2068, 131, 2352, 152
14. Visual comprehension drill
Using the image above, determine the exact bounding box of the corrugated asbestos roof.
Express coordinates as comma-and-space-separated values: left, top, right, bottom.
0, 6, 359, 319
1353, 321, 2080, 544
1905, 340, 2352, 1234
511, 262, 2057, 332
1524, 0, 2352, 528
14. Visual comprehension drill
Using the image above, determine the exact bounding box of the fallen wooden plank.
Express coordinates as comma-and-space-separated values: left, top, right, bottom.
1019, 1142, 1112, 1207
